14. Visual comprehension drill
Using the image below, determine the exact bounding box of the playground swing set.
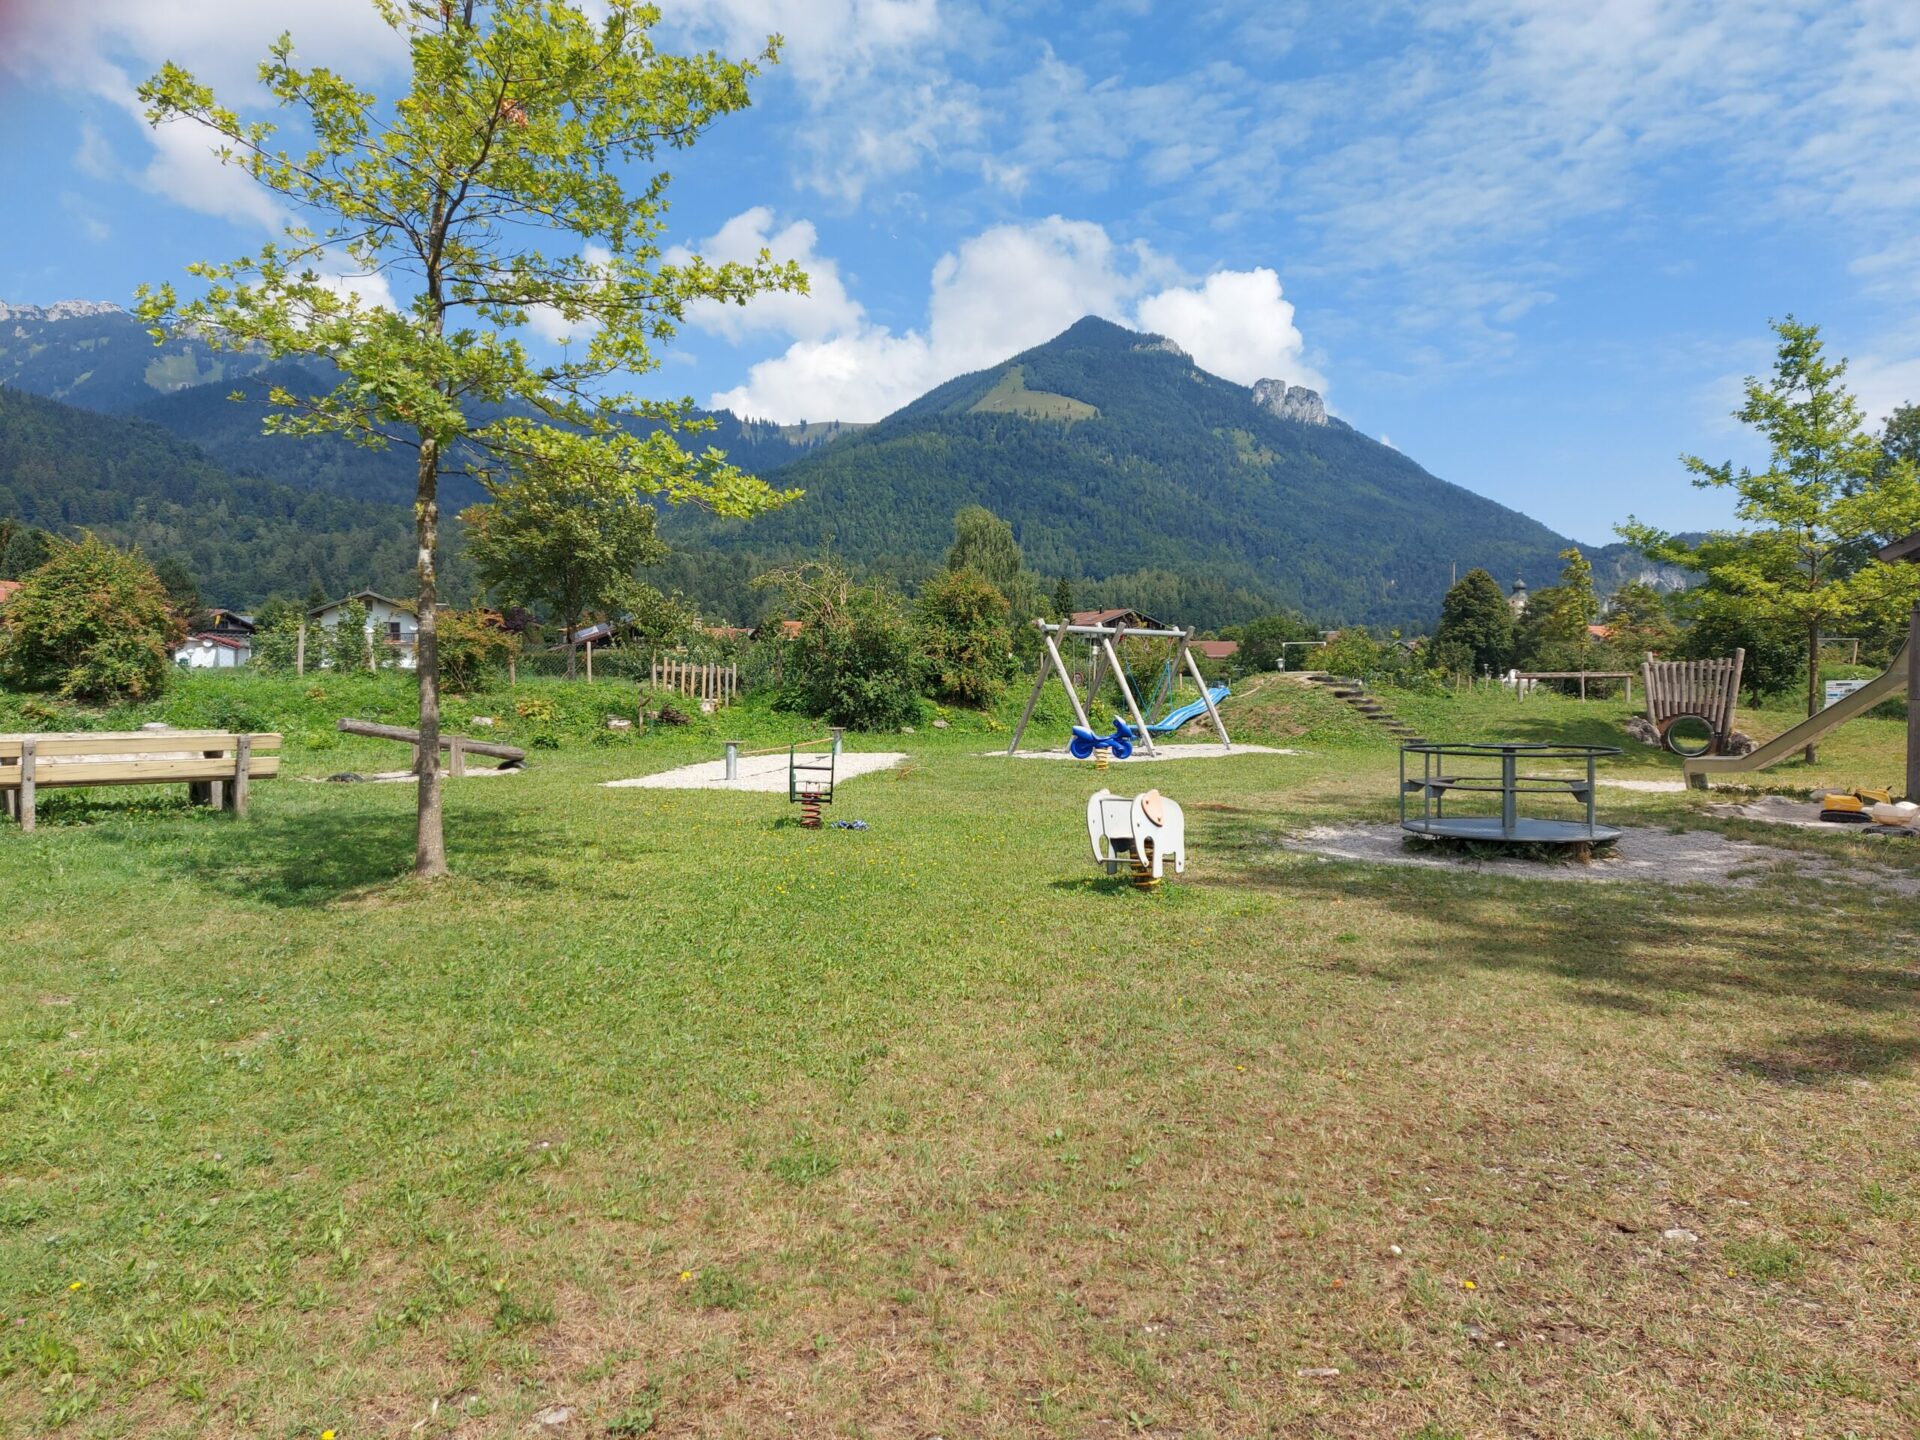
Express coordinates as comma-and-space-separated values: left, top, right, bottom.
1007, 618, 1232, 758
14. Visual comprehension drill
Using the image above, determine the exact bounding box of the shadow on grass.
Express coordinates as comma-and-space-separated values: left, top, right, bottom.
1724, 1028, 1920, 1086
1194, 810, 1920, 1031
94, 798, 565, 909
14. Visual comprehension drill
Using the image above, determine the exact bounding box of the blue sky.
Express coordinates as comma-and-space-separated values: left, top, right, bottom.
2, 0, 1917, 546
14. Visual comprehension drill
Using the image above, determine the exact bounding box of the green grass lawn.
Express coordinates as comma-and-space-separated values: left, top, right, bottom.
3, 673, 1917, 1437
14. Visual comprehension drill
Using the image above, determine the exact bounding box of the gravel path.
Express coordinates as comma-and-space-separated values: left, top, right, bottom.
1284, 822, 1920, 894
603, 751, 907, 792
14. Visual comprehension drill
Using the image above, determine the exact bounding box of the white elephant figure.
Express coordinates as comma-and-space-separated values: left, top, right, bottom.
1086, 787, 1187, 881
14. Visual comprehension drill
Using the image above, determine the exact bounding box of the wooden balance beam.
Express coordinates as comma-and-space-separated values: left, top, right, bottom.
335, 719, 527, 774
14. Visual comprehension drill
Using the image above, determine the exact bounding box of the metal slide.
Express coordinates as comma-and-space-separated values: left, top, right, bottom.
1683, 638, 1910, 786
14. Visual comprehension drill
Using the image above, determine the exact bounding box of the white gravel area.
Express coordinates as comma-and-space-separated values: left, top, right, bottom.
995, 743, 1296, 762
603, 751, 907, 791
1283, 822, 1920, 894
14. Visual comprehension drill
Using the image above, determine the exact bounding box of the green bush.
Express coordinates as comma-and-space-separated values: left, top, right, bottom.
915, 568, 1014, 707
760, 562, 923, 731
437, 607, 521, 692
0, 533, 184, 703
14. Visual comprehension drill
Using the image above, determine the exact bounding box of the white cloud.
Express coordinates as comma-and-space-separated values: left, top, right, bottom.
708, 215, 1322, 423
1135, 269, 1323, 390
672, 208, 864, 343
654, 0, 942, 95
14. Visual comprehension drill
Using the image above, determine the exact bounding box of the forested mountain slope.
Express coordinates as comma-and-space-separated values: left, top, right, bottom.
668, 317, 1587, 628
0, 386, 438, 601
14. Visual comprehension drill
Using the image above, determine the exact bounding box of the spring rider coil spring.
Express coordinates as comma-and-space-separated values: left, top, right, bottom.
799, 792, 824, 828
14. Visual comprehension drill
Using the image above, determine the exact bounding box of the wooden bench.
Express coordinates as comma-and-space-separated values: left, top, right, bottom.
0, 730, 281, 833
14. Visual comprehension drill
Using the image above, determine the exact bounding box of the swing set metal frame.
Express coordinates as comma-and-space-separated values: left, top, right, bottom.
1005, 619, 1232, 756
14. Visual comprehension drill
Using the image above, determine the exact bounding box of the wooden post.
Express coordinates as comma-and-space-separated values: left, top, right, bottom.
1908, 605, 1920, 803
231, 735, 252, 818
1045, 631, 1092, 730
449, 737, 467, 778
1006, 647, 1053, 757
296, 619, 307, 677
18, 738, 34, 834
1103, 634, 1157, 756
1181, 638, 1231, 748
508, 652, 516, 686
585, 640, 594, 684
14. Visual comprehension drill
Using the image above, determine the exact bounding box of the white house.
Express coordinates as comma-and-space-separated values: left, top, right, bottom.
308, 590, 420, 670
172, 632, 252, 669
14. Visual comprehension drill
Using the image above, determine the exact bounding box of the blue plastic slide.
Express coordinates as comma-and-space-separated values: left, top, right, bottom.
1118, 683, 1231, 737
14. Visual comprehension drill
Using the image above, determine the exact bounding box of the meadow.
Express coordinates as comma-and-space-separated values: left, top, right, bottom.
2, 672, 1917, 1438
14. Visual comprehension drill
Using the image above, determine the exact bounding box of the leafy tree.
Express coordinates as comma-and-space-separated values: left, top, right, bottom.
1431, 569, 1513, 675
1514, 548, 1601, 669
1621, 318, 1920, 760
437, 607, 521, 691
136, 0, 803, 876
947, 506, 1024, 593
251, 616, 304, 673
0, 533, 184, 702
916, 568, 1014, 707
1601, 579, 1679, 662
325, 600, 374, 672
2, 524, 55, 580
1877, 401, 1920, 478
1224, 611, 1320, 672
1053, 576, 1074, 617
757, 561, 921, 731
154, 555, 202, 627
461, 465, 672, 679
1673, 590, 1802, 701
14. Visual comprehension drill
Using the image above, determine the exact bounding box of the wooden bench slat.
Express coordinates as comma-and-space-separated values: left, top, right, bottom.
0, 732, 280, 759
0, 756, 282, 788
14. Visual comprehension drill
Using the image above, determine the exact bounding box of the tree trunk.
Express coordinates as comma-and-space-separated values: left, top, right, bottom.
414, 437, 448, 878
1804, 618, 1820, 766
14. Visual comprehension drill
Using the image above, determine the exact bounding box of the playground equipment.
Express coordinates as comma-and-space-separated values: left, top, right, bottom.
1642, 650, 1744, 756
788, 738, 836, 827
1683, 637, 1911, 789
335, 718, 526, 772
1400, 741, 1622, 848
1086, 787, 1187, 888
1069, 719, 1135, 767
1008, 619, 1231, 756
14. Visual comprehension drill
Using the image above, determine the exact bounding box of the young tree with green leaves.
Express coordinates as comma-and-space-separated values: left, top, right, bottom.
136, 0, 803, 876
946, 506, 1023, 593
460, 464, 679, 678
328, 600, 374, 673
2, 525, 55, 580
1432, 568, 1513, 676
916, 568, 1014, 707
0, 534, 184, 702
1621, 317, 1920, 761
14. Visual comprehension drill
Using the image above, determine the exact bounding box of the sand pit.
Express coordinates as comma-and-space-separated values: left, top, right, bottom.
1283, 822, 1920, 895
604, 751, 907, 792
995, 743, 1296, 762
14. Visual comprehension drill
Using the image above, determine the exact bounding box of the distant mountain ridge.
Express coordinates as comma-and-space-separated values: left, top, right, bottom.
666, 316, 1643, 628
2, 298, 1669, 627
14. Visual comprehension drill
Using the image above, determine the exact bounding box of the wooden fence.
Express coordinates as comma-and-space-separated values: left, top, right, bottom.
650, 659, 739, 706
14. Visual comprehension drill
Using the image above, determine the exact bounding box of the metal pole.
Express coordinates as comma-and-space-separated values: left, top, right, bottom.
1103, 634, 1157, 756
831, 727, 844, 756
724, 740, 740, 782
1500, 747, 1518, 839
